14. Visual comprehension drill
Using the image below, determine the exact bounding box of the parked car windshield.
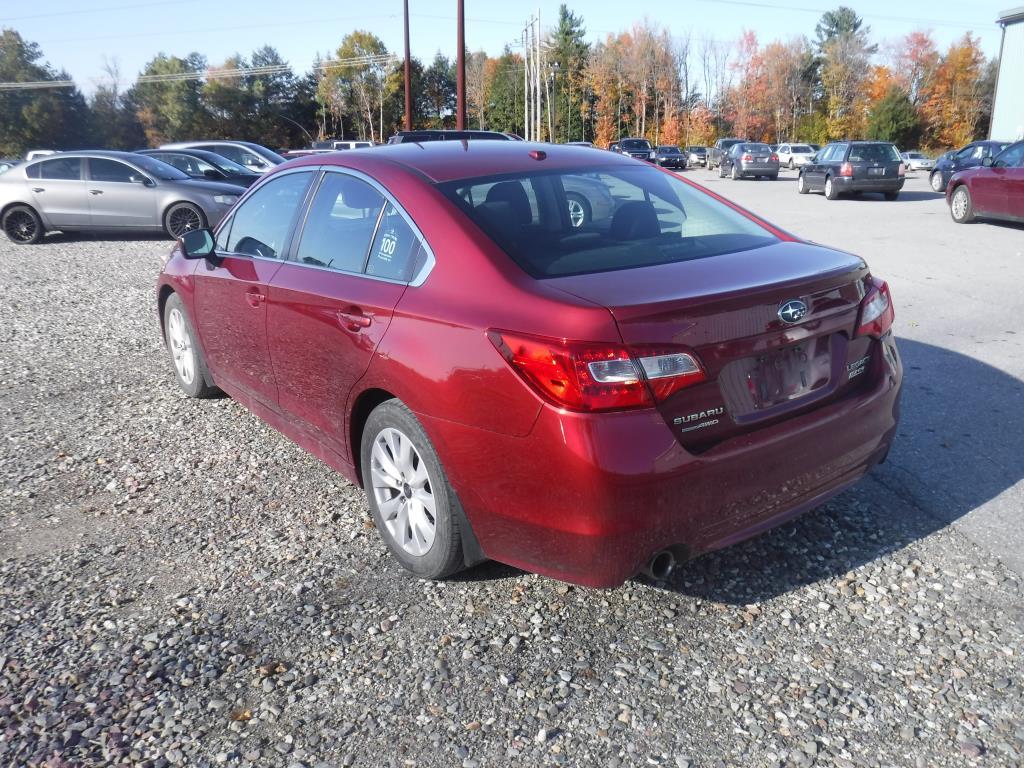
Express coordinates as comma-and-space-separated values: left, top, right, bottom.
848, 143, 902, 162
129, 154, 190, 180
657, 146, 680, 154
620, 139, 652, 150
440, 165, 778, 279
791, 144, 813, 153
246, 144, 287, 164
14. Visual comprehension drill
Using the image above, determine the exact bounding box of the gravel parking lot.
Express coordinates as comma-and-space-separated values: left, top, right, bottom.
2, 171, 1023, 768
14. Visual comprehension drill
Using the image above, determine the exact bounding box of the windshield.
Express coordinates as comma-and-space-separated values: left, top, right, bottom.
657, 146, 679, 154
130, 154, 189, 180
246, 144, 287, 164
792, 145, 813, 153
440, 165, 777, 279
196, 152, 252, 174
620, 139, 652, 151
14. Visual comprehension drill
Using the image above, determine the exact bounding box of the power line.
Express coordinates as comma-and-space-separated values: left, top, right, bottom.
0, 0, 200, 21
691, 0, 995, 31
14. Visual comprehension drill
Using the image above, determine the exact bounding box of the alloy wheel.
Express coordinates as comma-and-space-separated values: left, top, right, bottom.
166, 307, 196, 385
4, 210, 37, 243
567, 197, 586, 228
370, 427, 436, 557
168, 206, 202, 237
930, 173, 943, 192
951, 188, 969, 220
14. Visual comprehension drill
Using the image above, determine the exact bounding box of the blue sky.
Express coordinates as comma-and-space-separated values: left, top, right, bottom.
1, 0, 1007, 93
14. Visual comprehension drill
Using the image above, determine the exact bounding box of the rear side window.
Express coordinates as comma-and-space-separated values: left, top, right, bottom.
222, 171, 311, 258
366, 204, 428, 281
441, 165, 777, 278
39, 157, 81, 180
848, 144, 901, 162
295, 173, 385, 273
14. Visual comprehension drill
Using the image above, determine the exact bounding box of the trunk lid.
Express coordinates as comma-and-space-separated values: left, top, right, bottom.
548, 240, 874, 449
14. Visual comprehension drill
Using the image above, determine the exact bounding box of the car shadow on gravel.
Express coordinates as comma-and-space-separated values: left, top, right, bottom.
42, 231, 173, 245
660, 339, 1024, 604
840, 191, 945, 202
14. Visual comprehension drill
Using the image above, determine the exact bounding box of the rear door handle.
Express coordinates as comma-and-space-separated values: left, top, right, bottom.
245, 291, 266, 308
337, 309, 372, 330
89, 189, 103, 195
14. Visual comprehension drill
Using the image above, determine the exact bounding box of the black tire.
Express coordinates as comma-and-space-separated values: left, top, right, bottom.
884, 191, 899, 201
731, 164, 740, 180
788, 159, 795, 170
718, 162, 727, 178
2, 204, 44, 245
929, 172, 944, 193
163, 202, 207, 239
949, 185, 975, 224
163, 293, 218, 398
824, 176, 839, 200
797, 173, 809, 194
361, 399, 466, 580
565, 192, 592, 228
769, 174, 778, 181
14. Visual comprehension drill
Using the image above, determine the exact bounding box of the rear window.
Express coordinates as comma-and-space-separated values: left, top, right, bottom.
792, 145, 813, 153
440, 166, 778, 279
740, 143, 771, 153
620, 139, 652, 151
848, 143, 901, 162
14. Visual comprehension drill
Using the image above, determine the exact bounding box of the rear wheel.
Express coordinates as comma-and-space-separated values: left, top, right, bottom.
788, 158, 795, 170
929, 172, 944, 193
361, 399, 466, 580
824, 176, 839, 200
718, 163, 727, 178
163, 202, 206, 239
950, 185, 974, 223
2, 205, 43, 244
883, 190, 899, 201
769, 174, 778, 181
731, 164, 739, 180
565, 192, 591, 228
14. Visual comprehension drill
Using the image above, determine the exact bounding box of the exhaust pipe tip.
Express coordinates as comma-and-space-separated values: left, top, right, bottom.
640, 550, 676, 582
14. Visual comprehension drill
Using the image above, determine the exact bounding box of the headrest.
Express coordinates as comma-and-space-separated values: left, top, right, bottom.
610, 201, 660, 240
485, 182, 532, 224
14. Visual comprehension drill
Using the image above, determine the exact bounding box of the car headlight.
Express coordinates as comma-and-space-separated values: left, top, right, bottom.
213, 194, 238, 206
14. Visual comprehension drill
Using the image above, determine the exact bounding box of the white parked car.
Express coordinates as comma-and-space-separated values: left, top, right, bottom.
776, 143, 816, 169
900, 151, 934, 171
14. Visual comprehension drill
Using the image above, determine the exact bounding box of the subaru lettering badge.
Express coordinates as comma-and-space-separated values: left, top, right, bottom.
778, 299, 808, 324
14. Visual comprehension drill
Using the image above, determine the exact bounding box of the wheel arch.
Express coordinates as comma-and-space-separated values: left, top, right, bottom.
157, 284, 175, 337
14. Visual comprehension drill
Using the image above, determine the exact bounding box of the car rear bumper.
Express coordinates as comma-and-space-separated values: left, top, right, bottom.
833, 177, 905, 192
421, 334, 903, 588
737, 163, 780, 175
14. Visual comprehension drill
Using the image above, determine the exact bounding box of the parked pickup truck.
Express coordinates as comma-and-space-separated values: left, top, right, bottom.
708, 137, 746, 170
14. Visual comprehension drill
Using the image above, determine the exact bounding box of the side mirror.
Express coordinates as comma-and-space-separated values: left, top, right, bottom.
180, 228, 216, 260
982, 156, 994, 167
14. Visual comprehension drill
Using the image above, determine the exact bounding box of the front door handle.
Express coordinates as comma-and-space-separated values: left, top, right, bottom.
89, 189, 104, 195
337, 309, 372, 331
245, 291, 266, 308
32, 187, 44, 193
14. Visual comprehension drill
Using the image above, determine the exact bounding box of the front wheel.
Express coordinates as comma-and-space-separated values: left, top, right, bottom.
797, 173, 808, 194
824, 176, 839, 200
163, 293, 218, 398
929, 172, 944, 193
164, 202, 206, 239
361, 400, 466, 580
950, 185, 974, 223
2, 205, 44, 244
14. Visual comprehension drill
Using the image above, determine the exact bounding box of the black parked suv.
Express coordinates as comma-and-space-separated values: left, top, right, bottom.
928, 140, 1011, 192
615, 138, 656, 161
797, 140, 905, 200
708, 137, 746, 169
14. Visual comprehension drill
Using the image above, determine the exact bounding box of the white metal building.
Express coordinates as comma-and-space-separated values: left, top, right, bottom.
991, 7, 1024, 140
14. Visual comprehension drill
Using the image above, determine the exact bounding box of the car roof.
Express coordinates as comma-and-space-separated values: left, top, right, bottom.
26, 150, 142, 160
278, 141, 643, 184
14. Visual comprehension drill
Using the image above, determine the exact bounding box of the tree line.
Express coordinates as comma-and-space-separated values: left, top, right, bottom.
0, 5, 999, 157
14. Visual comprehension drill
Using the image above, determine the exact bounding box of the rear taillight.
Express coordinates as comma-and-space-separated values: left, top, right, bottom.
856, 279, 894, 338
487, 331, 705, 412
839, 162, 853, 177
770, 153, 779, 162
898, 162, 906, 177
743, 154, 753, 162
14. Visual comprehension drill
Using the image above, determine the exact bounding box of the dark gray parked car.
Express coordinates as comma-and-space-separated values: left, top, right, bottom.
797, 141, 905, 200
0, 151, 243, 244
654, 145, 687, 169
718, 142, 779, 180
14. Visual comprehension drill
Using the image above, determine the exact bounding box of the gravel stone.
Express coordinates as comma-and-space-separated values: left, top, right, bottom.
1, 236, 1023, 768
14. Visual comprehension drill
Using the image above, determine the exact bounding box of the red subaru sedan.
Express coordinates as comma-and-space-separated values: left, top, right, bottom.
157, 141, 902, 588
947, 140, 1024, 224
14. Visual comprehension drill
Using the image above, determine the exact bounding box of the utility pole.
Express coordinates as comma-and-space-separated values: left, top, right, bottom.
456, 0, 466, 129
403, 0, 412, 130
535, 10, 541, 141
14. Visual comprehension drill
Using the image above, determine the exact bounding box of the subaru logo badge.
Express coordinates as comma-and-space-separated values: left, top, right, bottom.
778, 299, 808, 324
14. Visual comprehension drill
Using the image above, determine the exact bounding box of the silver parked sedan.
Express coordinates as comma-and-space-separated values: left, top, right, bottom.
0, 150, 243, 244
718, 142, 780, 180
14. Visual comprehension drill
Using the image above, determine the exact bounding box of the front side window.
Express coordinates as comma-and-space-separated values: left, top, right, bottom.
39, 157, 82, 180
89, 158, 138, 183
994, 143, 1024, 168
441, 165, 777, 279
295, 173, 385, 272
223, 171, 311, 259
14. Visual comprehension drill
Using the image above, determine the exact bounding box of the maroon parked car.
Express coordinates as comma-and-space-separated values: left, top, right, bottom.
947, 140, 1024, 224
157, 142, 902, 588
